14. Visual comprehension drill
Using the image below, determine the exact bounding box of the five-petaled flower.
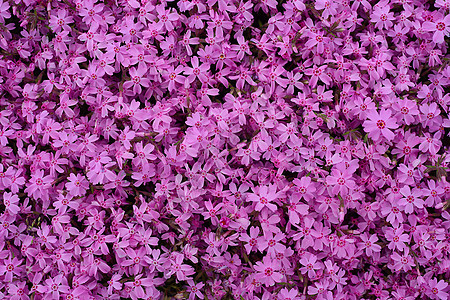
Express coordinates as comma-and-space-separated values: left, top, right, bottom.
363, 109, 399, 141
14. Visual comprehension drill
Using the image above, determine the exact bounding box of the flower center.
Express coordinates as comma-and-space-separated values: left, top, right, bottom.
436, 22, 445, 31
376, 120, 386, 129
264, 267, 273, 276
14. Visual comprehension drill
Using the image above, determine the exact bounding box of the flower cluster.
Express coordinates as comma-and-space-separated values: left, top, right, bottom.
0, 0, 450, 299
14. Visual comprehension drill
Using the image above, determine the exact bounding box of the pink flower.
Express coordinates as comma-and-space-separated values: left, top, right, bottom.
287, 197, 309, 225
123, 274, 155, 300
384, 227, 410, 251
118, 126, 136, 150
299, 253, 321, 278
107, 274, 123, 295
164, 65, 186, 92
133, 141, 156, 165
168, 252, 195, 281
184, 56, 210, 84
254, 256, 283, 287
422, 179, 445, 207
420, 102, 441, 129
0, 0, 10, 23
278, 288, 300, 300
24, 170, 53, 200
122, 247, 147, 275
247, 184, 280, 212
419, 132, 442, 155
232, 36, 252, 60
258, 232, 286, 256
2, 191, 20, 215
399, 185, 424, 213
0, 257, 23, 282
371, 5, 395, 29
391, 132, 420, 161
48, 151, 68, 177
423, 15, 450, 43
66, 173, 89, 197
7, 281, 28, 299
315, 0, 338, 19
239, 226, 260, 254
49, 9, 73, 32
326, 168, 356, 196
304, 65, 331, 87
292, 176, 316, 201
156, 4, 179, 31
123, 64, 150, 95
363, 109, 399, 141
333, 236, 355, 258
187, 280, 205, 300
358, 233, 382, 256
52, 131, 78, 154
391, 249, 415, 272
381, 201, 405, 228
427, 278, 448, 299
393, 98, 419, 125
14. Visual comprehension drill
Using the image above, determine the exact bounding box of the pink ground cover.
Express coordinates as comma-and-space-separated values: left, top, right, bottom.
0, 0, 450, 299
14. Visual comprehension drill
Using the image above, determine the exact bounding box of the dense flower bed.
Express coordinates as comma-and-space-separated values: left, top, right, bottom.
0, 0, 450, 299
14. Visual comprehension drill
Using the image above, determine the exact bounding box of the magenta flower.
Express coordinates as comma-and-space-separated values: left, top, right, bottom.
2, 191, 20, 215
278, 288, 301, 300
184, 56, 210, 84
254, 256, 283, 287
48, 151, 68, 177
420, 102, 441, 129
122, 247, 147, 275
423, 15, 450, 43
363, 109, 399, 141
164, 65, 186, 92
118, 126, 136, 150
427, 278, 448, 299
123, 64, 150, 95
156, 5, 179, 31
0, 257, 23, 282
168, 252, 195, 281
333, 236, 355, 259
43, 274, 70, 299
287, 197, 309, 225
232, 36, 252, 60
399, 185, 424, 213
239, 226, 260, 254
393, 98, 419, 125
49, 9, 73, 32
0, 0, 10, 23
247, 184, 280, 212
391, 249, 415, 272
358, 233, 382, 256
24, 170, 53, 200
391, 132, 420, 161
292, 176, 316, 201
258, 232, 286, 256
187, 280, 205, 300
419, 133, 442, 155
384, 227, 410, 251
371, 5, 395, 29
304, 65, 331, 87
422, 180, 445, 207
382, 201, 405, 228
107, 274, 123, 295
326, 168, 356, 196
1, 0, 450, 298
299, 253, 321, 278
123, 274, 156, 300
66, 173, 89, 197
